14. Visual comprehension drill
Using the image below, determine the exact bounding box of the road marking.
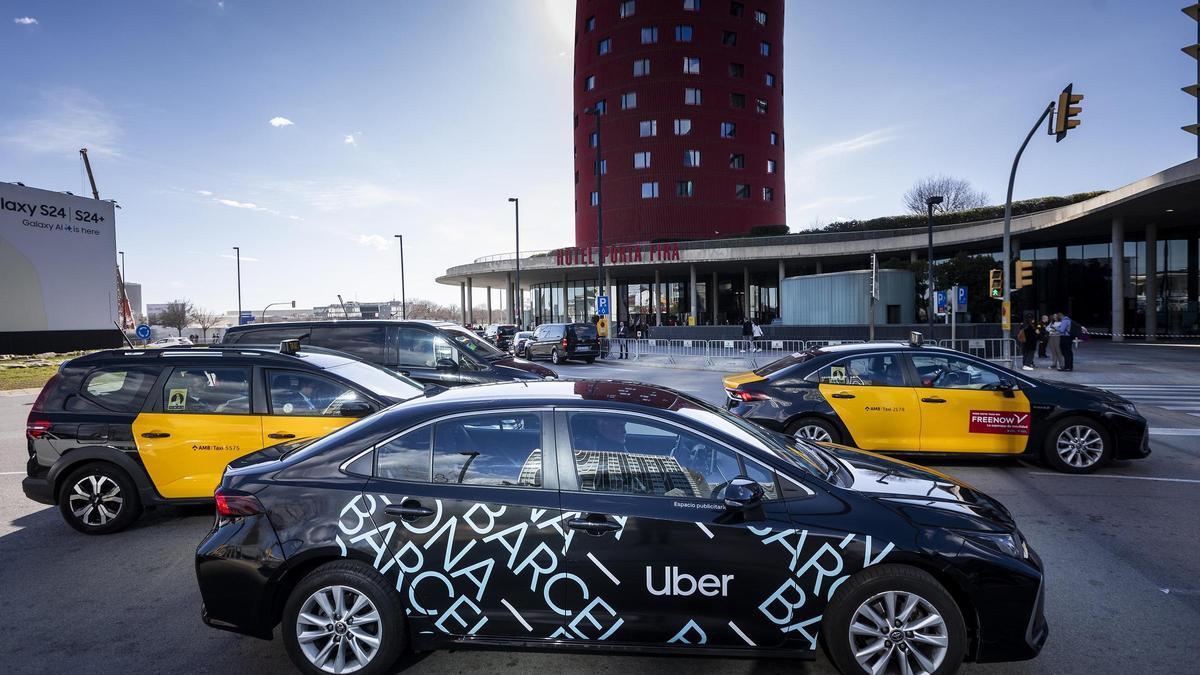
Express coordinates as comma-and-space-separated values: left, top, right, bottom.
500, 598, 533, 631
695, 522, 714, 539
587, 552, 620, 586
1028, 472, 1200, 484
0, 471, 26, 476
1149, 428, 1200, 436
728, 620, 757, 646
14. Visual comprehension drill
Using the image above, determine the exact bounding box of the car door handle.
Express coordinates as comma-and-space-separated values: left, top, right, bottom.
831, 392, 856, 399
567, 516, 622, 535
384, 501, 435, 521
267, 432, 296, 439
140, 431, 170, 438
921, 397, 947, 404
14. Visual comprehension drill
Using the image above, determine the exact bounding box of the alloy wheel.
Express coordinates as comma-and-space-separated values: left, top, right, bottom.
296, 584, 383, 674
794, 425, 832, 443
1056, 425, 1104, 469
67, 474, 124, 527
849, 590, 948, 675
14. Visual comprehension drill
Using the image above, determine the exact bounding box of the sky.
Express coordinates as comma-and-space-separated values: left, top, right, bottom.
1, 0, 1196, 313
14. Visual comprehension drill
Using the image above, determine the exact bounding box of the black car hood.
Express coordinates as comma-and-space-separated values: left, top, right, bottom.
822, 444, 1016, 531
1039, 379, 1126, 403
490, 357, 556, 380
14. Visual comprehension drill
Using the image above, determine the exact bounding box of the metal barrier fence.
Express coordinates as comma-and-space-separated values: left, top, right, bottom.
596, 338, 868, 368
937, 338, 1019, 365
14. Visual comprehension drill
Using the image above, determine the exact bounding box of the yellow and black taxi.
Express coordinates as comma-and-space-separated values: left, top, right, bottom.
724, 337, 1149, 474
22, 342, 424, 534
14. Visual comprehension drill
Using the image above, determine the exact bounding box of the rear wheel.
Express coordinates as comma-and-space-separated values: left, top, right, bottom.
1043, 416, 1111, 473
822, 564, 966, 675
282, 561, 405, 675
786, 417, 842, 445
551, 348, 563, 365
57, 462, 142, 535
584, 357, 596, 364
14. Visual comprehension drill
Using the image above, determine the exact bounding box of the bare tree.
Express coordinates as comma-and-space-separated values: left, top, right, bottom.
191, 308, 223, 342
903, 175, 988, 214
152, 300, 193, 336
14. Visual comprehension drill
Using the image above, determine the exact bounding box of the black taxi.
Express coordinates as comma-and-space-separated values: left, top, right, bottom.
22, 342, 424, 534
723, 337, 1149, 473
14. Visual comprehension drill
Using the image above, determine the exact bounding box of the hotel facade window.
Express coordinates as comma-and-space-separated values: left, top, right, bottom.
730, 92, 745, 108
735, 183, 750, 199
677, 180, 695, 197
674, 118, 692, 135
585, 15, 595, 31
729, 153, 744, 168
756, 98, 767, 114
684, 87, 702, 105
683, 149, 701, 166
619, 1, 636, 19
641, 182, 660, 198
598, 38, 612, 55
765, 72, 775, 87
639, 119, 657, 137
589, 132, 598, 147
585, 75, 595, 90
633, 58, 650, 77
621, 91, 637, 109
722, 31, 737, 46
755, 9, 768, 25
729, 62, 744, 77
675, 24, 693, 41
767, 159, 776, 173
760, 41, 771, 56
683, 0, 700, 11
634, 151, 651, 169
721, 122, 737, 138
762, 186, 774, 201
595, 159, 607, 175
594, 99, 607, 114
590, 191, 599, 206
770, 131, 779, 145
730, 2, 744, 17
641, 26, 658, 43
683, 57, 701, 74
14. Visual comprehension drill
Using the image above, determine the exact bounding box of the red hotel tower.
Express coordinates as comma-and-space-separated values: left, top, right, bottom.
573, 0, 785, 247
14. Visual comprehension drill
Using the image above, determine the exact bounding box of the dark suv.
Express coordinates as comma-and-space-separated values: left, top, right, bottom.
222, 320, 555, 387
196, 380, 1046, 675
526, 322, 601, 364
482, 324, 518, 350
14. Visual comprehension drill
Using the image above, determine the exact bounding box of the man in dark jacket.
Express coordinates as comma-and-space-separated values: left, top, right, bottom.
741, 318, 753, 352
616, 321, 629, 359
1019, 315, 1038, 370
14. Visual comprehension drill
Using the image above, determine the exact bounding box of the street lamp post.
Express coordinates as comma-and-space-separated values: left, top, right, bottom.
585, 106, 604, 318
507, 197, 521, 326
393, 234, 406, 319
232, 246, 242, 323
926, 196, 943, 332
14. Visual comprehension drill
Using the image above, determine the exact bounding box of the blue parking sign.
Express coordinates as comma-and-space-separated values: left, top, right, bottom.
956, 286, 968, 309
597, 295, 610, 316
934, 290, 948, 314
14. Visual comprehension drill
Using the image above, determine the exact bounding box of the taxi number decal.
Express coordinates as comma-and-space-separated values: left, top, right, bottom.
166, 388, 188, 410
969, 410, 1030, 435
191, 444, 241, 452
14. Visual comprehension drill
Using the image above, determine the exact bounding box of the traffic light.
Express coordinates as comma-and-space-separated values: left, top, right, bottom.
989, 269, 1003, 298
1054, 82, 1083, 142
1014, 260, 1034, 289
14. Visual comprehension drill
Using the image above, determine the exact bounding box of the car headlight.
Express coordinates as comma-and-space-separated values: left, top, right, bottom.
961, 530, 1028, 559
1110, 401, 1137, 414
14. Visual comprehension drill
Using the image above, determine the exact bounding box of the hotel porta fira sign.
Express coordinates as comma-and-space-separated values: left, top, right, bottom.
553, 242, 682, 267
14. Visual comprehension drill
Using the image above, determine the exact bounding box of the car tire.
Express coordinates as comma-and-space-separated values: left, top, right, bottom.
282, 560, 405, 675
57, 462, 142, 535
822, 564, 967, 675
1043, 415, 1112, 473
786, 417, 842, 445
584, 357, 596, 364
551, 348, 563, 365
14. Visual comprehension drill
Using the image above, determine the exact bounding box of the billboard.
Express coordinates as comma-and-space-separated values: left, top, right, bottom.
1, 182, 118, 333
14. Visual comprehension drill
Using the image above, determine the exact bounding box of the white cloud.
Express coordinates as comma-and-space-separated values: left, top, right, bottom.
216, 198, 267, 211
268, 116, 294, 128
803, 129, 896, 161
196, 190, 213, 196
352, 234, 391, 251
219, 253, 260, 262
343, 133, 358, 146
13, 17, 37, 25
0, 89, 121, 157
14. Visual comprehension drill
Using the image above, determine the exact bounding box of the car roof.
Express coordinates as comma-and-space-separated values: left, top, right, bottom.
223, 319, 457, 332
813, 342, 960, 355
66, 345, 366, 371
399, 379, 695, 414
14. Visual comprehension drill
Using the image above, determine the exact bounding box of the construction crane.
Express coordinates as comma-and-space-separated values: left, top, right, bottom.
80, 148, 134, 329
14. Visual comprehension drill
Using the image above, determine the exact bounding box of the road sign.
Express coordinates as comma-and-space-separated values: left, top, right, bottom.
955, 286, 967, 310
597, 295, 610, 316
239, 311, 255, 326
135, 324, 151, 340
934, 290, 948, 314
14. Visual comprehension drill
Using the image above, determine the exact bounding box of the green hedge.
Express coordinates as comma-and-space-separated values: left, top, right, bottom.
815, 192, 1106, 233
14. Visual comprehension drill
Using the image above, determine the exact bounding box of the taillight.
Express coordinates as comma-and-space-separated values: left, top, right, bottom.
26, 419, 53, 439
561, 338, 569, 348
731, 389, 770, 402
26, 374, 59, 439
214, 488, 265, 517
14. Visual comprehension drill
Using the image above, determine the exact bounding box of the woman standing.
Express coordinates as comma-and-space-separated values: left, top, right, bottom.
1046, 313, 1064, 370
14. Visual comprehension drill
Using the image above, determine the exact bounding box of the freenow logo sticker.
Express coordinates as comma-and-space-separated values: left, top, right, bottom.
969, 410, 1030, 435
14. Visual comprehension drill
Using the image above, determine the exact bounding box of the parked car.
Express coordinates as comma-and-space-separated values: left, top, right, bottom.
511, 330, 534, 358
483, 323, 518, 350
525, 322, 601, 364
196, 379, 1046, 675
22, 342, 424, 534
221, 320, 556, 387
147, 336, 192, 347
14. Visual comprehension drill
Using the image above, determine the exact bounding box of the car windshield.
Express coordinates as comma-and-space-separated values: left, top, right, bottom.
754, 350, 817, 377
572, 324, 598, 340
325, 360, 424, 400
673, 394, 835, 480
443, 326, 507, 359
498, 326, 517, 336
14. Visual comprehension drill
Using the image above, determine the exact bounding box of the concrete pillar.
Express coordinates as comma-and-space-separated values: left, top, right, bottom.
743, 266, 751, 322
815, 260, 823, 274
910, 250, 918, 264
459, 282, 466, 324
711, 271, 719, 325
486, 286, 493, 325
1110, 217, 1125, 341
1188, 234, 1199, 311
1145, 223, 1157, 341
653, 269, 661, 326
689, 264, 698, 325
466, 277, 474, 323
777, 259, 786, 322
562, 273, 569, 323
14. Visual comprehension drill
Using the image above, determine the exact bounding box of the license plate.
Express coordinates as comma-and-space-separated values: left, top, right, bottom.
578, 346, 593, 351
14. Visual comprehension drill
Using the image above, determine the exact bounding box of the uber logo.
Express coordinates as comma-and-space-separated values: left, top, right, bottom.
645, 566, 733, 597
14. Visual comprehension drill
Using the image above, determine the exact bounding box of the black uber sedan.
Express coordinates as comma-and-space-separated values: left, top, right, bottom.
196, 380, 1047, 675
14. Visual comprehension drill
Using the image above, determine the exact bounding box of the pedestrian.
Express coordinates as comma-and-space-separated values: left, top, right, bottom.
1047, 313, 1064, 370
1059, 312, 1077, 371
751, 319, 764, 352
1037, 314, 1050, 359
616, 320, 629, 359
1019, 314, 1038, 370
740, 317, 753, 352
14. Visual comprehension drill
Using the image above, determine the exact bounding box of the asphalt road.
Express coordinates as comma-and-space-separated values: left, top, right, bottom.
1, 360, 1198, 674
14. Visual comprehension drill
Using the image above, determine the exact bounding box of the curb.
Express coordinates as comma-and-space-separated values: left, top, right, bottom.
0, 387, 43, 397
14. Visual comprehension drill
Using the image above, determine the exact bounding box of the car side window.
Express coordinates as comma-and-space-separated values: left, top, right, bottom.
566, 412, 751, 500
75, 367, 160, 412
741, 454, 780, 501
161, 367, 251, 414
396, 328, 462, 368
309, 325, 384, 363
911, 354, 1004, 389
376, 425, 432, 482
807, 354, 905, 387
267, 370, 361, 417
431, 413, 543, 487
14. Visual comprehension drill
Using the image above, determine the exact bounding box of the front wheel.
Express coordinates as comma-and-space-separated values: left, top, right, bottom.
786, 417, 842, 445
1043, 416, 1111, 473
58, 462, 142, 534
282, 561, 405, 675
551, 348, 562, 365
822, 564, 967, 675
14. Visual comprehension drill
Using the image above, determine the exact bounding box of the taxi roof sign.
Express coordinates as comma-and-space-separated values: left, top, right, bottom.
909, 331, 924, 347
279, 339, 302, 355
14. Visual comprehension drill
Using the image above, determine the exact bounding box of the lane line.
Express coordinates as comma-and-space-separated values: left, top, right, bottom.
0, 471, 26, 476
587, 552, 620, 586
1149, 428, 1200, 436
1028, 472, 1200, 484
500, 598, 533, 632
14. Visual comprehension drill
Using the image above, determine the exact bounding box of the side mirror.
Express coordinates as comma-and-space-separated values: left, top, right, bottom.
996, 378, 1017, 398
435, 358, 459, 371
723, 476, 764, 511
339, 401, 373, 418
